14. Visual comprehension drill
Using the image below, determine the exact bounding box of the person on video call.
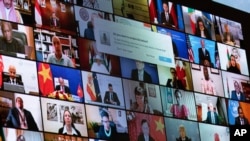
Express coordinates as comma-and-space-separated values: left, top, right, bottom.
195, 17, 211, 40
98, 110, 117, 140
137, 119, 155, 141
231, 81, 245, 101
176, 125, 191, 141
91, 54, 109, 74
160, 1, 174, 27
198, 39, 211, 66
131, 60, 152, 83
86, 73, 102, 102
166, 68, 185, 90
170, 89, 188, 119
131, 86, 153, 114
206, 102, 219, 124
235, 106, 249, 125
201, 66, 216, 95
50, 12, 60, 28
0, 21, 25, 54
0, 0, 23, 23
58, 110, 81, 136
4, 65, 23, 85
46, 36, 74, 67
223, 23, 235, 46
5, 97, 39, 131
227, 54, 241, 74
55, 77, 71, 94
104, 83, 120, 106
84, 21, 95, 40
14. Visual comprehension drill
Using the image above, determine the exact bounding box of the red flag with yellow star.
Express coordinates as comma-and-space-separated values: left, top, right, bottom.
150, 116, 166, 141
38, 63, 54, 96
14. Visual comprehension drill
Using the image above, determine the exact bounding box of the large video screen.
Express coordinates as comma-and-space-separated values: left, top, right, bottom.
0, 0, 248, 141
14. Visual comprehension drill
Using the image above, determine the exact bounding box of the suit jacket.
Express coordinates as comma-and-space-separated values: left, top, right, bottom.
4, 77, 23, 85
6, 107, 39, 131
104, 91, 120, 106
166, 79, 185, 90
235, 116, 249, 125
160, 12, 175, 27
198, 48, 211, 65
206, 111, 219, 124
176, 136, 192, 141
55, 85, 71, 94
231, 91, 245, 101
131, 69, 152, 83
50, 17, 60, 27
137, 134, 155, 141
58, 126, 81, 136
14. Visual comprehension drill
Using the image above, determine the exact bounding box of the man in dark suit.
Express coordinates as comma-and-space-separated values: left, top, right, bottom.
5, 97, 39, 131
131, 60, 152, 83
166, 68, 185, 89
104, 83, 120, 106
50, 12, 60, 28
137, 119, 155, 141
198, 39, 211, 66
55, 77, 71, 93
4, 65, 23, 85
235, 106, 249, 125
160, 1, 175, 28
231, 81, 245, 101
206, 102, 219, 124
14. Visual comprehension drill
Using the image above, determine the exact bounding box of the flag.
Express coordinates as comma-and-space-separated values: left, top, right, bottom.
35, 0, 42, 25
166, 87, 173, 103
188, 8, 196, 34
177, 4, 184, 31
227, 78, 230, 98
93, 73, 100, 95
77, 84, 84, 98
0, 55, 3, 88
0, 126, 5, 141
156, 0, 163, 23
227, 47, 230, 60
150, 116, 166, 141
38, 63, 54, 96
148, 0, 157, 23
86, 82, 96, 101
169, 2, 178, 28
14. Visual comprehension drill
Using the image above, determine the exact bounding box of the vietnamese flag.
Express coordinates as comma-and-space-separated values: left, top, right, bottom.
77, 84, 84, 98
150, 116, 166, 141
0, 55, 3, 88
38, 63, 54, 96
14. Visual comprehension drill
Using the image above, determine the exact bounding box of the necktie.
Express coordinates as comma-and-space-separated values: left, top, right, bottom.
165, 13, 169, 21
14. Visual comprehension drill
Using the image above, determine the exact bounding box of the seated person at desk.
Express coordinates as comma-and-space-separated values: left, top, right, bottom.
104, 83, 120, 106
98, 110, 117, 140
227, 54, 241, 74
137, 119, 155, 141
176, 125, 191, 141
46, 36, 74, 67
195, 17, 211, 40
4, 65, 23, 85
166, 68, 185, 90
0, 0, 23, 23
131, 86, 153, 114
55, 77, 71, 94
0, 21, 25, 54
160, 1, 175, 27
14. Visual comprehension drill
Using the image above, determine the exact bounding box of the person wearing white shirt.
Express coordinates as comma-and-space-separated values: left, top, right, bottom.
58, 110, 81, 136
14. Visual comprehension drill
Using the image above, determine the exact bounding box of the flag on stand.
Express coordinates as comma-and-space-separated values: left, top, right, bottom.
38, 63, 54, 96
169, 2, 178, 28
77, 84, 84, 98
35, 0, 42, 25
188, 8, 196, 34
148, 0, 157, 23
